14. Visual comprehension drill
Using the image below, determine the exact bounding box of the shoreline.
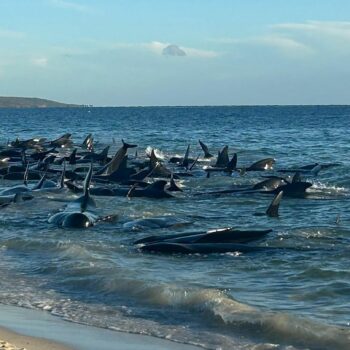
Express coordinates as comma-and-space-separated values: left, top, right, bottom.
0, 327, 71, 350
0, 304, 200, 350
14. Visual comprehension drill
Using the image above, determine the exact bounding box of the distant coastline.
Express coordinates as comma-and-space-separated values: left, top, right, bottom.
0, 97, 88, 108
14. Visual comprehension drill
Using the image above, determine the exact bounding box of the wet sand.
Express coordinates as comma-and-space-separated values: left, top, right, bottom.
0, 304, 200, 350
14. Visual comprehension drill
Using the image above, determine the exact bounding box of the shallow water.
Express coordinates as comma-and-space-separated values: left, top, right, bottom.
0, 106, 349, 349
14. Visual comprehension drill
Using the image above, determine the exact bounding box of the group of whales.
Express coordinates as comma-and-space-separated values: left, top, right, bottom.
0, 133, 339, 254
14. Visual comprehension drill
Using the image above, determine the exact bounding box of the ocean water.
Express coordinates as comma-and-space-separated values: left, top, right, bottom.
0, 106, 349, 350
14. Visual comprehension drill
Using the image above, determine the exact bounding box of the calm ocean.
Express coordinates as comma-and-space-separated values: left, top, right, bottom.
0, 106, 349, 349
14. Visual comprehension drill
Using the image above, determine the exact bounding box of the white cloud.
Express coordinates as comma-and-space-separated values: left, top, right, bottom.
143, 41, 218, 58
143, 41, 167, 55
255, 35, 313, 54
214, 35, 312, 56
50, 0, 92, 13
0, 29, 25, 39
32, 57, 48, 67
211, 21, 350, 57
184, 47, 218, 58
272, 21, 350, 40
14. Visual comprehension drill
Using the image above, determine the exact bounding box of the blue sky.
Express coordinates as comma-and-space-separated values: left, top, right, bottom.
1, 0, 350, 106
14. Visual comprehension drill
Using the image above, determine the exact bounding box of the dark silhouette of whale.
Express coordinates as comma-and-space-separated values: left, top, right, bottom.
48, 164, 100, 228
134, 227, 272, 246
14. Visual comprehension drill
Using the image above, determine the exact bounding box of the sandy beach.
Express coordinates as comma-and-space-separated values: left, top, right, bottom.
0, 327, 71, 350
0, 304, 200, 350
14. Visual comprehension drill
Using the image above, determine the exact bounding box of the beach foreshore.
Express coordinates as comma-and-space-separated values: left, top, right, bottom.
0, 327, 71, 350
0, 304, 200, 350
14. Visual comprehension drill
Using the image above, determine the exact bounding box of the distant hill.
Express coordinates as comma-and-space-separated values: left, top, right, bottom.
0, 96, 86, 108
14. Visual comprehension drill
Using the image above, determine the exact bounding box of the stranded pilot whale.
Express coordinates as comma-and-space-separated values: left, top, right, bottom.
48, 164, 100, 228
136, 227, 274, 254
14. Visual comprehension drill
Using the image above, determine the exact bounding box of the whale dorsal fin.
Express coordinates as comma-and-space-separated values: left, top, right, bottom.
99, 145, 110, 159
69, 149, 77, 165
82, 133, 94, 151
182, 144, 190, 168
84, 163, 93, 197
168, 173, 182, 192
216, 146, 229, 167
189, 154, 200, 171
292, 172, 301, 183
23, 163, 29, 186
227, 153, 237, 171
13, 193, 23, 203
149, 149, 159, 169
21, 149, 27, 167
311, 164, 322, 175
266, 191, 283, 217
80, 163, 94, 211
59, 161, 66, 188
32, 171, 47, 190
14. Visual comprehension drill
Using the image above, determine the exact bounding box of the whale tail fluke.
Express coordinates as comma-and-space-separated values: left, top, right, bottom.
122, 139, 137, 149
266, 191, 283, 217
199, 140, 213, 158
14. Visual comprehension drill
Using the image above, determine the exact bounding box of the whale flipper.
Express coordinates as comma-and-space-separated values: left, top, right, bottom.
266, 191, 283, 217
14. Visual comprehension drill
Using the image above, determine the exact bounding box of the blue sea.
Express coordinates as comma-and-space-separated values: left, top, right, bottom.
0, 106, 349, 349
